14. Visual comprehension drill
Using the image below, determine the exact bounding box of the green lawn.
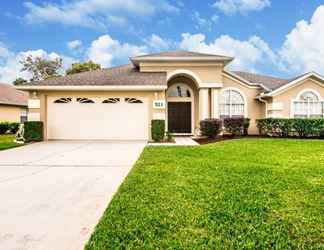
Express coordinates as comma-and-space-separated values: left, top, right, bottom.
0, 134, 20, 150
86, 139, 324, 249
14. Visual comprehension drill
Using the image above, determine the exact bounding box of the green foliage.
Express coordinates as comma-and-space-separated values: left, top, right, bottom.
9, 122, 20, 134
20, 55, 63, 81
151, 120, 165, 142
200, 119, 222, 138
66, 61, 101, 75
165, 131, 173, 142
85, 139, 324, 249
224, 118, 250, 136
0, 122, 10, 134
256, 118, 324, 138
23, 121, 44, 142
13, 77, 27, 85
0, 135, 20, 150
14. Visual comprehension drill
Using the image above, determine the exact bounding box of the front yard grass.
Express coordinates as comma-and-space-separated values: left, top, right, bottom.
86, 138, 324, 249
0, 134, 20, 150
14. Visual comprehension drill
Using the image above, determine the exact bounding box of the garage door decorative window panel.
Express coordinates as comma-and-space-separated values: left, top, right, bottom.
102, 98, 120, 104
125, 98, 143, 104
77, 98, 95, 103
54, 98, 72, 103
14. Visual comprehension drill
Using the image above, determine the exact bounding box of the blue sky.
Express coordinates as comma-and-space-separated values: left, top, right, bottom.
1, 0, 324, 83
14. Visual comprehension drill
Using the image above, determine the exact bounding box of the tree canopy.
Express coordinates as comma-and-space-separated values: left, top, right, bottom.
66, 61, 101, 75
20, 55, 63, 81
13, 77, 27, 85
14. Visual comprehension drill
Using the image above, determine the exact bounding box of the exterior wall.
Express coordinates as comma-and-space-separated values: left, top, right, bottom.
0, 105, 25, 122
28, 90, 165, 140
222, 74, 265, 134
271, 79, 324, 118
139, 61, 224, 86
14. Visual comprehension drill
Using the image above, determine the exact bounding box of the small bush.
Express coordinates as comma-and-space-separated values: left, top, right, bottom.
200, 119, 222, 139
9, 122, 20, 134
0, 122, 10, 134
223, 118, 250, 136
256, 118, 324, 138
151, 120, 165, 142
24, 121, 44, 142
165, 131, 173, 142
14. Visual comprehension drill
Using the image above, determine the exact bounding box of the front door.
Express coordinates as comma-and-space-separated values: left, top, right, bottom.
168, 102, 191, 133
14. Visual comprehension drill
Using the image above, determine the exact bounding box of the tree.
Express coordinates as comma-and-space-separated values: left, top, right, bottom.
20, 55, 63, 81
13, 77, 27, 85
66, 61, 101, 75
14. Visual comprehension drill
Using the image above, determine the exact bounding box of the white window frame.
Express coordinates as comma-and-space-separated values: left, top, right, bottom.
291, 89, 324, 118
219, 87, 247, 118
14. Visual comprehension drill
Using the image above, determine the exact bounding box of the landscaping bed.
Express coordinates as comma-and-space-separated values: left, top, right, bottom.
86, 138, 324, 249
0, 134, 21, 150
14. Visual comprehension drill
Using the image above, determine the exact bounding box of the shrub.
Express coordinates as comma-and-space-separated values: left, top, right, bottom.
151, 120, 165, 142
256, 118, 324, 138
200, 119, 222, 139
165, 131, 173, 142
0, 122, 10, 134
9, 122, 20, 134
23, 121, 44, 142
223, 118, 250, 136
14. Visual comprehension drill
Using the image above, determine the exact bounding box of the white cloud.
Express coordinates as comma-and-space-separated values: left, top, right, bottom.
192, 12, 217, 31
144, 34, 171, 51
67, 40, 83, 50
213, 0, 270, 15
24, 0, 179, 30
279, 5, 324, 75
87, 35, 147, 67
179, 33, 276, 72
0, 46, 76, 83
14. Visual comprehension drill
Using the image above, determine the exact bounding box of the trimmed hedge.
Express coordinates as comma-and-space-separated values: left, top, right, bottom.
23, 121, 44, 142
223, 118, 251, 136
0, 122, 10, 134
151, 120, 165, 142
256, 118, 324, 138
200, 119, 222, 138
9, 122, 20, 134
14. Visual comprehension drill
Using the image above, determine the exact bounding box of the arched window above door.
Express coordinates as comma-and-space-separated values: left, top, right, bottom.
168, 83, 192, 98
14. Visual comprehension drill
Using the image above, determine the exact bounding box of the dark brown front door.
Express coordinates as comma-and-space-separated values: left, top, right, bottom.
168, 102, 191, 133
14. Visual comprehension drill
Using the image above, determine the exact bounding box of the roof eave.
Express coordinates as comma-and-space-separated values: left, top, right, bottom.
15, 85, 168, 91
131, 56, 234, 67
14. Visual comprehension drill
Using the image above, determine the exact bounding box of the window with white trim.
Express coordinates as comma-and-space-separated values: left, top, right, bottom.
220, 89, 245, 118
168, 84, 192, 98
293, 91, 324, 118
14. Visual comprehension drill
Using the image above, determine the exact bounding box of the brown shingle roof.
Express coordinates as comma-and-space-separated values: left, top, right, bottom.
232, 71, 290, 91
0, 83, 28, 106
132, 50, 233, 60
23, 64, 167, 86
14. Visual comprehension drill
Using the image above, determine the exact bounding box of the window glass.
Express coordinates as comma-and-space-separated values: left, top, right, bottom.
220, 90, 245, 118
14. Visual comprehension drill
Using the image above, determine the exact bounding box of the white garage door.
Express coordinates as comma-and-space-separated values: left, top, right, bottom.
47, 96, 149, 140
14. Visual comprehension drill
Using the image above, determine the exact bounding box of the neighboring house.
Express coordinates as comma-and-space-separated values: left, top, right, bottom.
0, 83, 28, 123
16, 51, 324, 140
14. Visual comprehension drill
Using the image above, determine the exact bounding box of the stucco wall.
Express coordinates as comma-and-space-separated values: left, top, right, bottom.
0, 105, 24, 122
28, 90, 165, 140
139, 61, 224, 85
271, 78, 324, 118
222, 74, 265, 134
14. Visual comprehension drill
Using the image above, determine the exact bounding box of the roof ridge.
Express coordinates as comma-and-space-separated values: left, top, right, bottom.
232, 71, 288, 81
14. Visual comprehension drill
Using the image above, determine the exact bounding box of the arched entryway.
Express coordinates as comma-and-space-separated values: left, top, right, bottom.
167, 75, 198, 134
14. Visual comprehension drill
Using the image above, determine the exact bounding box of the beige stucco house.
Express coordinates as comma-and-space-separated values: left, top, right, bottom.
0, 83, 28, 123
16, 51, 324, 140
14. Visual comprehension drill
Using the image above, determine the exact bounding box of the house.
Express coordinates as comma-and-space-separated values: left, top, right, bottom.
16, 51, 324, 140
0, 83, 28, 123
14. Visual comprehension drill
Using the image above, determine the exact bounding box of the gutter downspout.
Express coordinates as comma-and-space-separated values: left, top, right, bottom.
257, 94, 268, 118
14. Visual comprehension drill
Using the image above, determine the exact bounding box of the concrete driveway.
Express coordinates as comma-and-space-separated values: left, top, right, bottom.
0, 140, 146, 250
